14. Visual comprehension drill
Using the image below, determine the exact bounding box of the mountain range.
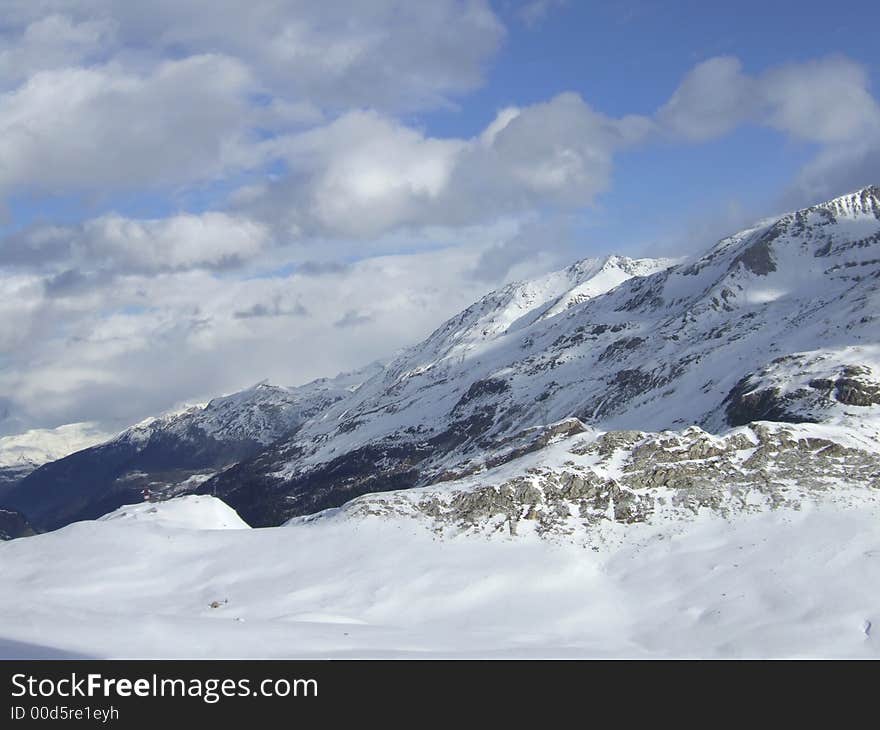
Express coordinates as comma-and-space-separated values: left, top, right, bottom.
2, 186, 879, 534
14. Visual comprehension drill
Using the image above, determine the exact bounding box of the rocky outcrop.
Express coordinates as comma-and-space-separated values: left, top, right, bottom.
723, 378, 819, 427
725, 361, 880, 427
203, 418, 590, 527
815, 365, 880, 407
339, 423, 880, 539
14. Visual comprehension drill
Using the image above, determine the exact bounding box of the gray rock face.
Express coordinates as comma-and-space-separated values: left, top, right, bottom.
731, 234, 777, 276
825, 366, 880, 407
340, 422, 880, 539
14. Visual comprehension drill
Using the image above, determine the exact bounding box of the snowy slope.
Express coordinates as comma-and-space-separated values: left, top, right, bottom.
0, 493, 878, 658
390, 255, 674, 371
99, 495, 249, 530
204, 187, 880, 526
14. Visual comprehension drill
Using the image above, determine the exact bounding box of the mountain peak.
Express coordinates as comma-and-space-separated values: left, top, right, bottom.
812, 185, 880, 219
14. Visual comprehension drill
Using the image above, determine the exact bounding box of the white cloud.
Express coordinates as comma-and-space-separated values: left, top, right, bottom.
659, 55, 880, 144
82, 213, 271, 271
0, 1, 506, 219
0, 55, 256, 194
657, 56, 753, 141
459, 93, 653, 206
0, 243, 502, 432
658, 54, 880, 217
760, 57, 880, 143
0, 1, 504, 113
3, 212, 269, 275
0, 274, 47, 351
249, 93, 652, 237
277, 111, 465, 237
0, 13, 115, 88
0, 3, 641, 238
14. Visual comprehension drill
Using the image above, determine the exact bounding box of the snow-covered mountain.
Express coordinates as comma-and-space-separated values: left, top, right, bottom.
7, 187, 880, 532
2, 255, 668, 530
2, 363, 384, 530
3, 187, 880, 659
0, 422, 111, 470
0, 422, 112, 499
201, 187, 880, 526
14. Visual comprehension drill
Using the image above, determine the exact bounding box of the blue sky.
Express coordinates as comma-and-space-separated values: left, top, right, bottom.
422, 0, 878, 252
0, 0, 879, 433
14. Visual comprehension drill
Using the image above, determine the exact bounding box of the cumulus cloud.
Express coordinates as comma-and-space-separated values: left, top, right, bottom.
273, 111, 466, 237
0, 13, 115, 88
0, 1, 507, 232
453, 93, 652, 208
469, 215, 578, 282
659, 55, 880, 144
246, 93, 652, 238
0, 1, 504, 113
657, 54, 880, 215
82, 213, 270, 272
0, 55, 256, 195
657, 56, 753, 141
760, 58, 880, 143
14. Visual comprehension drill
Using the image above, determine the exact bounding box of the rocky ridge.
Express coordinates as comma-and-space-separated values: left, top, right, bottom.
329, 419, 880, 541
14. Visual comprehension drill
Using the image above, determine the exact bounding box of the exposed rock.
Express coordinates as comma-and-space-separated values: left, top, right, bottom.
834, 366, 880, 406
724, 376, 821, 427
340, 422, 880, 538
731, 232, 778, 275
453, 378, 510, 411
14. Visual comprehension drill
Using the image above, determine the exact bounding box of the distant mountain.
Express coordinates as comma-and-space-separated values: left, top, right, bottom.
3, 364, 384, 530
0, 422, 111, 500
200, 187, 880, 526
